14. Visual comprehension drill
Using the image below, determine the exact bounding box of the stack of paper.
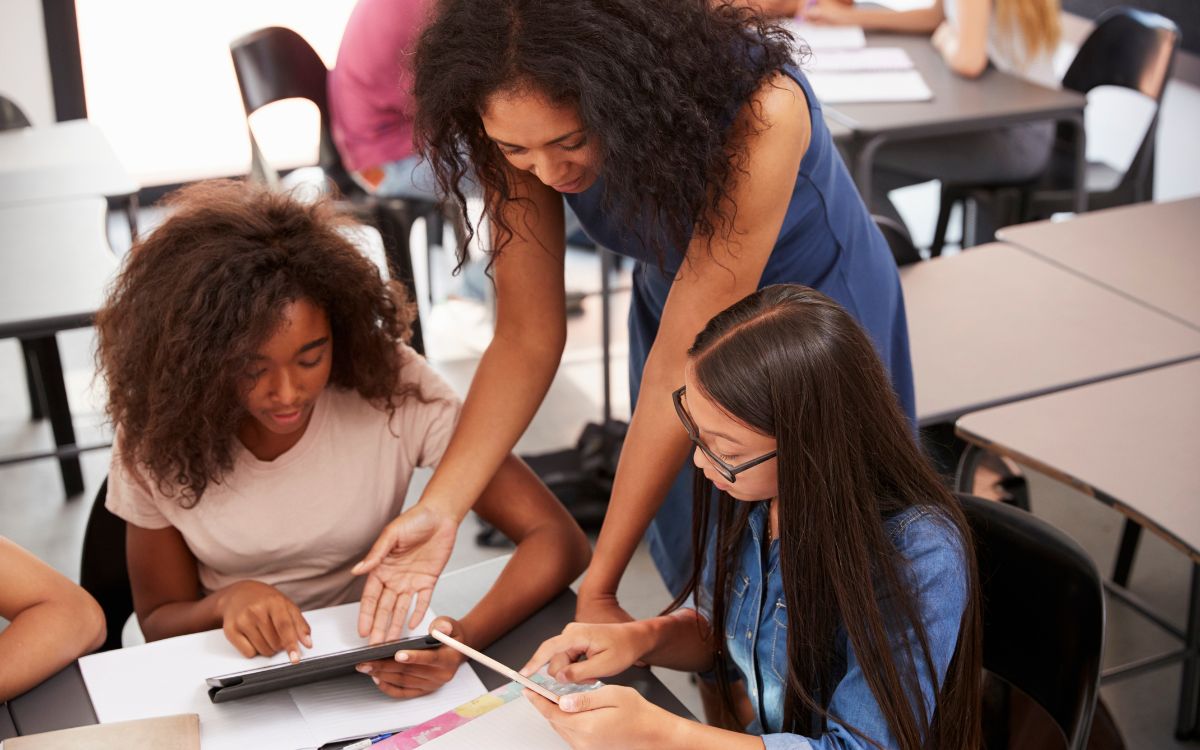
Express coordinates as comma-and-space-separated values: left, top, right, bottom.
77, 603, 485, 750
806, 47, 914, 73
781, 19, 866, 51
808, 70, 933, 103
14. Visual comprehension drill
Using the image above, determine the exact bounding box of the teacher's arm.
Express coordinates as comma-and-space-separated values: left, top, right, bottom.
577, 73, 810, 622
354, 168, 570, 634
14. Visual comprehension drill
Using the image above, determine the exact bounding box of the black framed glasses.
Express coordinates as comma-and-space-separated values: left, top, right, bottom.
672, 386, 776, 483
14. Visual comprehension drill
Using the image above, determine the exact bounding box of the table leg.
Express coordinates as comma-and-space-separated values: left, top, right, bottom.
1177, 563, 1200, 739
1068, 113, 1088, 215
25, 336, 84, 497
20, 339, 46, 421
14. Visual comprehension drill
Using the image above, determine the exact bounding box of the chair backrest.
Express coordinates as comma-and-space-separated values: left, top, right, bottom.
873, 215, 922, 266
959, 494, 1105, 750
228, 26, 356, 194
0, 95, 32, 130
1062, 8, 1180, 202
79, 477, 133, 652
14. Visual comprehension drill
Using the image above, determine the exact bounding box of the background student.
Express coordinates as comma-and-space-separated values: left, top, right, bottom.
352, 0, 914, 643
0, 537, 106, 701
807, 0, 1063, 243
521, 285, 981, 749
96, 180, 589, 698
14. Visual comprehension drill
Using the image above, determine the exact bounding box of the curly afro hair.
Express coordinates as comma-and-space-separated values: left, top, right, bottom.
413, 0, 799, 270
96, 179, 419, 505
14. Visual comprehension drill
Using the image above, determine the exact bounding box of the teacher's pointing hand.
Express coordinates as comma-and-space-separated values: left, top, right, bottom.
353, 504, 461, 643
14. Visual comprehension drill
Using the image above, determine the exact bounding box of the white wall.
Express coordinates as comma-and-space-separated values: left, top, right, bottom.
0, 0, 56, 125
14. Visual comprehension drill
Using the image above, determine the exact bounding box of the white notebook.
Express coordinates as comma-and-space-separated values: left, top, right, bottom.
782, 20, 867, 51
808, 70, 934, 103
806, 47, 914, 73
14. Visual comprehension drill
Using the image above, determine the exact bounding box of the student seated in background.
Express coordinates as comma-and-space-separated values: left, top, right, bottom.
0, 538, 106, 701
807, 0, 1062, 243
95, 180, 590, 699
521, 286, 982, 749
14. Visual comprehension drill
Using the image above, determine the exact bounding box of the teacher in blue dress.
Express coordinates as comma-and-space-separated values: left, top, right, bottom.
353, 0, 915, 635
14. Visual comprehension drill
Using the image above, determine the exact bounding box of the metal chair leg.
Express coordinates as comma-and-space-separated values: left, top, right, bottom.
25, 336, 84, 496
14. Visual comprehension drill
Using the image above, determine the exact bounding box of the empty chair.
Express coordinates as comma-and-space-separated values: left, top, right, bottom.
961, 493, 1106, 749
932, 7, 1181, 254
228, 26, 429, 351
874, 214, 922, 266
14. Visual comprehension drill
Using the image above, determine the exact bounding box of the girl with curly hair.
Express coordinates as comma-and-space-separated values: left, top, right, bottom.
355, 0, 914, 643
522, 286, 981, 749
96, 179, 589, 698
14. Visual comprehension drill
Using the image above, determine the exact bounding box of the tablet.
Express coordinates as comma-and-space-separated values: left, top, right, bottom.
206, 634, 440, 703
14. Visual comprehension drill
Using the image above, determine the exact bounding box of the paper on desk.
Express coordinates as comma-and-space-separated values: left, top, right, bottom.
418, 697, 570, 750
78, 603, 485, 750
808, 70, 933, 103
781, 19, 866, 51
806, 47, 914, 73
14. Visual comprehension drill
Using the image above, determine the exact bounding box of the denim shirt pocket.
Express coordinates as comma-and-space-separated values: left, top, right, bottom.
769, 598, 789, 681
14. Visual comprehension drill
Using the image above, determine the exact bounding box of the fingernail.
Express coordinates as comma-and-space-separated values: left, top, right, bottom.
289, 650, 299, 663
396, 652, 410, 662
372, 676, 380, 685
560, 696, 577, 711
357, 665, 372, 674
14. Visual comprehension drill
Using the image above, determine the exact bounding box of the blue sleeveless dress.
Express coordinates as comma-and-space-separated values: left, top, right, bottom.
565, 65, 915, 595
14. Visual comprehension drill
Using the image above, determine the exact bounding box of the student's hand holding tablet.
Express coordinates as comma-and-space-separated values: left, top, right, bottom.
355, 616, 468, 699
216, 580, 312, 662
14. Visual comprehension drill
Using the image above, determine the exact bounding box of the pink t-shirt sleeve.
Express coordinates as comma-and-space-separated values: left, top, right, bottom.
393, 349, 462, 470
105, 443, 173, 530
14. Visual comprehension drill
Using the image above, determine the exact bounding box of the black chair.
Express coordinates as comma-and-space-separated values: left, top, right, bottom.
931, 7, 1181, 254
962, 494, 1106, 750
228, 26, 432, 351
79, 478, 133, 652
0, 94, 31, 130
874, 214, 922, 267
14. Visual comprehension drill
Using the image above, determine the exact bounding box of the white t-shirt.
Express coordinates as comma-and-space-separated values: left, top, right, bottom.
944, 0, 1059, 89
106, 349, 461, 611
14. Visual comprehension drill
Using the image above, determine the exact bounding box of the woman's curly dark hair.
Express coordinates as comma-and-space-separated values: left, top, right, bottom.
413, 0, 799, 270
96, 179, 418, 505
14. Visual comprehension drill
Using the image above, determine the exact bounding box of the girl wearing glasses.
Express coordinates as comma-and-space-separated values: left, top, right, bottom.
521, 285, 982, 750
352, 0, 915, 656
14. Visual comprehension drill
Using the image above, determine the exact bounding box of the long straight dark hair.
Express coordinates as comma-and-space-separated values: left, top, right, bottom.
670, 285, 981, 749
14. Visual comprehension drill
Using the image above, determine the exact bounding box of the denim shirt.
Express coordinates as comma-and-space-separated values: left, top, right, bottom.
699, 503, 969, 749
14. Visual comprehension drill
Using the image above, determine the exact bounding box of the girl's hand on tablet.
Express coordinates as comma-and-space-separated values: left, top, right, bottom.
354, 504, 460, 643
520, 621, 653, 684
358, 616, 468, 699
217, 581, 312, 662
524, 684, 675, 750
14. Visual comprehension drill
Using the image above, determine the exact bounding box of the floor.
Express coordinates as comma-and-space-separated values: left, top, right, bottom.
3, 68, 1199, 750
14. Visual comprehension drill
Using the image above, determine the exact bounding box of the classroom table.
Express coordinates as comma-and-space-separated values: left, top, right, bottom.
900, 242, 1200, 426
997, 197, 1200, 331
0, 119, 138, 218
0, 198, 120, 496
954, 359, 1200, 739
823, 32, 1088, 214
5, 557, 692, 740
